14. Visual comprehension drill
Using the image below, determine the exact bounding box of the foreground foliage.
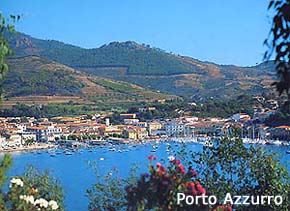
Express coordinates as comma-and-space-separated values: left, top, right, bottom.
265, 0, 290, 105
88, 135, 290, 211
0, 155, 65, 211
191, 136, 290, 211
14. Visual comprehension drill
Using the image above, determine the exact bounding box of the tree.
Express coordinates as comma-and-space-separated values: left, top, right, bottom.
265, 0, 290, 106
87, 157, 232, 211
0, 154, 12, 210
0, 12, 19, 98
191, 135, 290, 211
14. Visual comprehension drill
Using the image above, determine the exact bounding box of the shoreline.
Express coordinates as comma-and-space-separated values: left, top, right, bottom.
0, 143, 56, 154
0, 137, 289, 154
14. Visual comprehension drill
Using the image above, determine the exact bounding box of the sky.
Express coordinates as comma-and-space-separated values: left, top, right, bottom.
2, 0, 272, 66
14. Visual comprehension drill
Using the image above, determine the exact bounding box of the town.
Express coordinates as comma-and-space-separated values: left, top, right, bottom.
0, 96, 289, 152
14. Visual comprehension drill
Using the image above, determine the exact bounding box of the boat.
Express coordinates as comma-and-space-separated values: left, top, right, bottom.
99, 157, 105, 161
203, 139, 213, 148
64, 151, 73, 155
286, 151, 290, 154
273, 140, 282, 146
56, 150, 63, 155
152, 145, 158, 150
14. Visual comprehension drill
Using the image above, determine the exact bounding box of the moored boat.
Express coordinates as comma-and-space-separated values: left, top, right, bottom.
64, 150, 73, 155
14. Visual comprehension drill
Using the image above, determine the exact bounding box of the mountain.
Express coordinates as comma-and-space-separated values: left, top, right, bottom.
7, 32, 199, 75
6, 31, 277, 100
1, 55, 176, 108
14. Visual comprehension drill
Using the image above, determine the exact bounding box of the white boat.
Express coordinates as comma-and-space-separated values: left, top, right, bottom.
242, 138, 251, 144
203, 140, 213, 148
273, 140, 282, 146
99, 157, 105, 161
64, 151, 73, 155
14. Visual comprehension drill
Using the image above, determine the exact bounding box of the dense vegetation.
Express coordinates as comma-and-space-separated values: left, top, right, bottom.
6, 31, 277, 99
0, 102, 93, 118
265, 111, 290, 126
0, 95, 255, 119
264, 0, 290, 105
7, 32, 202, 75
3, 68, 84, 97
0, 13, 17, 98
93, 78, 140, 93
190, 95, 255, 117
1, 56, 174, 105
135, 95, 254, 119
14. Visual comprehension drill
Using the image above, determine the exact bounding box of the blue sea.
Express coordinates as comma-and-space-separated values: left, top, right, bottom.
1, 142, 290, 211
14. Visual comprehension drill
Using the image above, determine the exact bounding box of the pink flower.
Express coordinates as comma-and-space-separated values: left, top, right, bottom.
187, 182, 195, 190
191, 169, 198, 177
147, 155, 154, 161
196, 183, 206, 195
177, 164, 186, 174
156, 162, 162, 168
173, 159, 181, 165
225, 206, 232, 211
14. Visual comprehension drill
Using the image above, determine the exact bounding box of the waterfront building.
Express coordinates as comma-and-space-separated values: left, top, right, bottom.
101, 125, 123, 137
149, 130, 167, 137
165, 120, 185, 137
123, 126, 148, 140
184, 124, 196, 137
26, 124, 62, 142
21, 131, 37, 143
148, 121, 163, 135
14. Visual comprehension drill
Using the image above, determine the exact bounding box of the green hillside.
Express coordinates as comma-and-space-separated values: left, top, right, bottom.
7, 32, 203, 75
6, 31, 278, 100
4, 56, 83, 97
2, 56, 176, 108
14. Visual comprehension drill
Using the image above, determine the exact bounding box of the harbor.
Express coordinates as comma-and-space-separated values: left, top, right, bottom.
2, 141, 289, 211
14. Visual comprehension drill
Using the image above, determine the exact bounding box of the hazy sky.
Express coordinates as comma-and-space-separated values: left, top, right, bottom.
2, 0, 272, 66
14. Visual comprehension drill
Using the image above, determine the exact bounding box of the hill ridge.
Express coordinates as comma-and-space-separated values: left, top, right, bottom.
6, 31, 277, 100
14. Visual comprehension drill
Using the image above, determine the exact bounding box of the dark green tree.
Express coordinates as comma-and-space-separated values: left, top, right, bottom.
265, 0, 290, 107
0, 12, 19, 98
0, 154, 12, 211
192, 135, 290, 211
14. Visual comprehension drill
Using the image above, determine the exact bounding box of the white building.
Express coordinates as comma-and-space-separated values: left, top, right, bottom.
165, 121, 185, 137
26, 125, 62, 142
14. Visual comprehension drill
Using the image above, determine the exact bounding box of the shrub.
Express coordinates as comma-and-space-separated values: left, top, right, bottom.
0, 155, 64, 211
191, 135, 290, 211
87, 156, 232, 211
